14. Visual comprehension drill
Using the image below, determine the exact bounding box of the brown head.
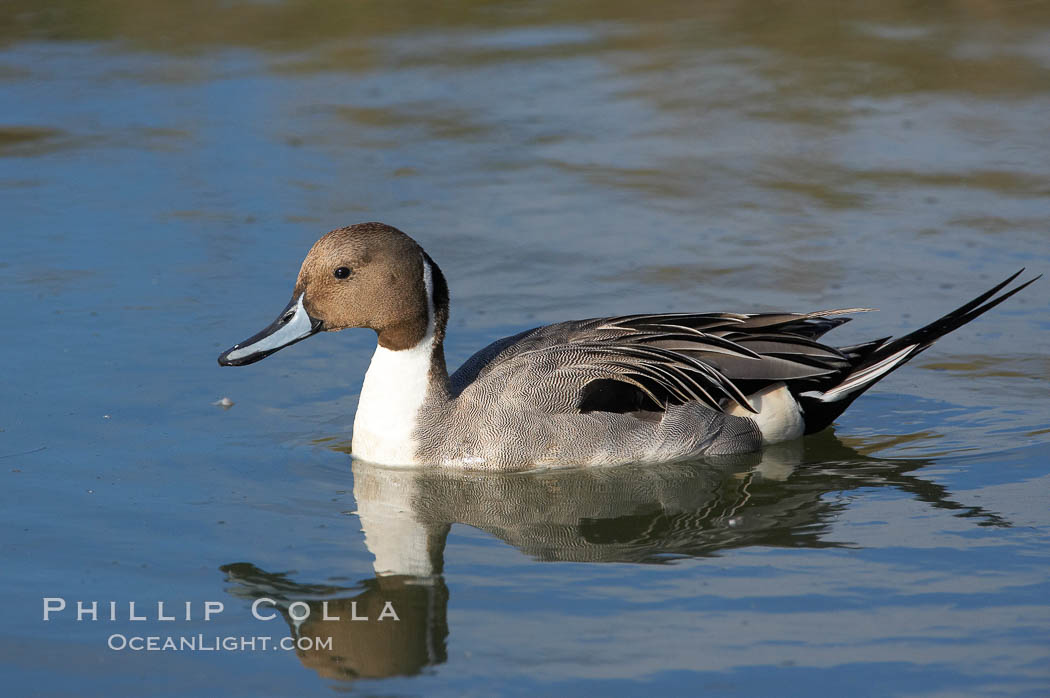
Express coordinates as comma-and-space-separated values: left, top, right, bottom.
218, 222, 449, 366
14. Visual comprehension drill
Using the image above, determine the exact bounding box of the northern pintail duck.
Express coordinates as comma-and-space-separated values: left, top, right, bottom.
218, 223, 1037, 471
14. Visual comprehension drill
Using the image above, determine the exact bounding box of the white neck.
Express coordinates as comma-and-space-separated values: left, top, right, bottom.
351, 255, 437, 466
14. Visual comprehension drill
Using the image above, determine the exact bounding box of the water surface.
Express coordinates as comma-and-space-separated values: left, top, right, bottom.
2, 2, 1049, 695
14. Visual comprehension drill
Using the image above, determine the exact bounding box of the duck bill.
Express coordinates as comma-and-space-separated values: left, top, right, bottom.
218, 293, 323, 366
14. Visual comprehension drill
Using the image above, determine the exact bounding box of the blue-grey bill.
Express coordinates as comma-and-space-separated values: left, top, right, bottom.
218, 293, 322, 366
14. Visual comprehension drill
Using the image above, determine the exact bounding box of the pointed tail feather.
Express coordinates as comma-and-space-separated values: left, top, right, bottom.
798, 270, 1039, 434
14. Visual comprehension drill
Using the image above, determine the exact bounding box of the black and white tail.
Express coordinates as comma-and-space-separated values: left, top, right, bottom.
797, 269, 1040, 435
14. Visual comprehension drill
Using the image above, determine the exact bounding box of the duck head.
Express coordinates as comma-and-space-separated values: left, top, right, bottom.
218, 222, 448, 366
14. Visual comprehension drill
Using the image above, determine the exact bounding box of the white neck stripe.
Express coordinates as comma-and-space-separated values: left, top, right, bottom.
421, 253, 435, 338
351, 254, 437, 466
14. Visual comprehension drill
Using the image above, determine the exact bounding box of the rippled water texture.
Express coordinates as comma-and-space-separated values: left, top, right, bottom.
2, 2, 1049, 695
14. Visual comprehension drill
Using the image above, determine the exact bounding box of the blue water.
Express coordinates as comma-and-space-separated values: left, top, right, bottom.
2, 3, 1049, 696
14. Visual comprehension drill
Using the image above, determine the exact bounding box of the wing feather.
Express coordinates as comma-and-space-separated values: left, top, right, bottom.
454, 308, 872, 416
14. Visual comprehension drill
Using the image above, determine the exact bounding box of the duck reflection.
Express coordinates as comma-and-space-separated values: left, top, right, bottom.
220, 565, 448, 681
353, 432, 1006, 565
221, 431, 1006, 682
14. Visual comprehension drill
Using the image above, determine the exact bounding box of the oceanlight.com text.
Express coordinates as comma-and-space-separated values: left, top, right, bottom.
107, 634, 333, 652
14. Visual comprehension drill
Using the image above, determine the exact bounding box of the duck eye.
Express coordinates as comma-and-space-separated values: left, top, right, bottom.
333, 266, 352, 280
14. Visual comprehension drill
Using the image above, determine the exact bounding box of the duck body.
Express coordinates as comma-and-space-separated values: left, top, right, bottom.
412, 321, 765, 470
219, 223, 1037, 472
